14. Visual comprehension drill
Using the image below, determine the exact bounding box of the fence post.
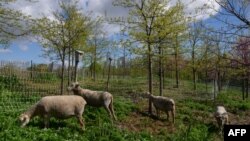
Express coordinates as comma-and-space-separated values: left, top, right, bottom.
30, 60, 33, 79
106, 57, 112, 91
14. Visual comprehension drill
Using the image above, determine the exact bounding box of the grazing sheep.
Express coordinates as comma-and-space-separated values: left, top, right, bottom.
19, 95, 87, 129
67, 82, 117, 121
214, 106, 229, 132
146, 92, 175, 123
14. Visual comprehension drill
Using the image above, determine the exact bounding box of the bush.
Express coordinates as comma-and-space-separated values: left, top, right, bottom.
0, 75, 21, 91
217, 91, 250, 111
32, 73, 58, 82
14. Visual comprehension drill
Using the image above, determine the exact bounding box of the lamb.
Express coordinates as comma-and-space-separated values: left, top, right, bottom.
146, 92, 175, 123
67, 82, 117, 121
214, 106, 229, 132
19, 95, 87, 129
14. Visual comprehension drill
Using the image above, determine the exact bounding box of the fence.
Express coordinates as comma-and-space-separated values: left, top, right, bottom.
0, 61, 62, 112
1, 60, 246, 113
0, 60, 148, 113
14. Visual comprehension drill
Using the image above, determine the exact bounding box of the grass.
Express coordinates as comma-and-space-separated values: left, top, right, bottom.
0, 77, 249, 141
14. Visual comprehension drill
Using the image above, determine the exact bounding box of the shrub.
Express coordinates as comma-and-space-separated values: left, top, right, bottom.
0, 75, 21, 91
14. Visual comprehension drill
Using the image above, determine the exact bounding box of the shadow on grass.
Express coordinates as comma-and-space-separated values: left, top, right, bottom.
26, 119, 85, 133
136, 110, 172, 123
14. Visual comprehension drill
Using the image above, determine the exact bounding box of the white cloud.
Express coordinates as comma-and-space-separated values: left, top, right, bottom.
9, 0, 59, 19
183, 0, 221, 20
0, 48, 12, 53
10, 0, 221, 20
11, 38, 31, 51
9, 0, 220, 36
19, 44, 28, 51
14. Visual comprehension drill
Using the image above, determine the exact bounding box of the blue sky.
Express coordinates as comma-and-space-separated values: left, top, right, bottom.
0, 0, 222, 64
0, 42, 48, 64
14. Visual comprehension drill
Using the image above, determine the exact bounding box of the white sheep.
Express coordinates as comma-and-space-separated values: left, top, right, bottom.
146, 92, 175, 123
214, 106, 229, 132
19, 95, 87, 129
67, 82, 117, 121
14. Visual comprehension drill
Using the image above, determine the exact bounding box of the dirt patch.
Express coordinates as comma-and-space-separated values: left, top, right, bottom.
116, 99, 176, 135
117, 110, 176, 135
116, 99, 250, 136
228, 111, 250, 125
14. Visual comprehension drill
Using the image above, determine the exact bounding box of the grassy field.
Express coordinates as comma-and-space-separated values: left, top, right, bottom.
0, 77, 249, 141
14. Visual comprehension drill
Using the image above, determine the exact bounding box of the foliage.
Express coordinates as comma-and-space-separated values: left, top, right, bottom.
0, 0, 34, 47
0, 75, 21, 90
217, 89, 250, 111
35, 0, 91, 61
31, 73, 58, 82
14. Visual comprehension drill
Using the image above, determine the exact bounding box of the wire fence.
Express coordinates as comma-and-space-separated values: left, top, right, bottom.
0, 61, 61, 112
0, 60, 246, 113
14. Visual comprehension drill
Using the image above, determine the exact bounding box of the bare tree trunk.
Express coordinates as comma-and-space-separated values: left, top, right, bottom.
213, 78, 216, 102
174, 37, 179, 88
192, 48, 196, 90
242, 77, 245, 100
94, 43, 97, 81
60, 51, 66, 95
148, 43, 153, 114
123, 45, 126, 79
159, 45, 163, 96
205, 70, 208, 92
30, 60, 33, 79
246, 76, 249, 99
67, 48, 71, 86
102, 63, 105, 79
71, 51, 75, 81
218, 71, 222, 91
90, 56, 93, 79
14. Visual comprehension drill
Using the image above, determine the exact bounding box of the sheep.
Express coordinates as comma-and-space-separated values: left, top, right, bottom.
19, 95, 87, 129
145, 92, 175, 123
67, 82, 117, 121
214, 106, 229, 132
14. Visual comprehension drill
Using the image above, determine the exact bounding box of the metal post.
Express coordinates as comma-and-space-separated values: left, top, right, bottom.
107, 57, 112, 91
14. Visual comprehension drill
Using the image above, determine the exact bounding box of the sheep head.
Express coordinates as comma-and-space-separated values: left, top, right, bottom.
143, 92, 152, 98
67, 82, 80, 91
19, 113, 30, 127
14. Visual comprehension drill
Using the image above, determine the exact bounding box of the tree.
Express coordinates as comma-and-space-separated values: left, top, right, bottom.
154, 2, 187, 95
0, 0, 34, 47
86, 17, 109, 81
35, 0, 91, 94
113, 0, 187, 113
214, 0, 250, 30
188, 22, 203, 91
230, 37, 250, 100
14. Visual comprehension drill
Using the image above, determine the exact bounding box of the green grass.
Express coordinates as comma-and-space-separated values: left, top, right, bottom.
0, 77, 249, 141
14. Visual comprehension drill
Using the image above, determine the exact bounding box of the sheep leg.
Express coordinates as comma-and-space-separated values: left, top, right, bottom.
109, 98, 117, 120
77, 116, 85, 130
104, 99, 114, 120
171, 110, 175, 123
217, 118, 223, 132
104, 105, 113, 119
43, 115, 50, 128
225, 115, 229, 125
166, 111, 169, 121
156, 109, 160, 118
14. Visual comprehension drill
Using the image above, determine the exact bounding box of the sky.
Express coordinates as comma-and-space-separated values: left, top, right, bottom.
0, 0, 222, 64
